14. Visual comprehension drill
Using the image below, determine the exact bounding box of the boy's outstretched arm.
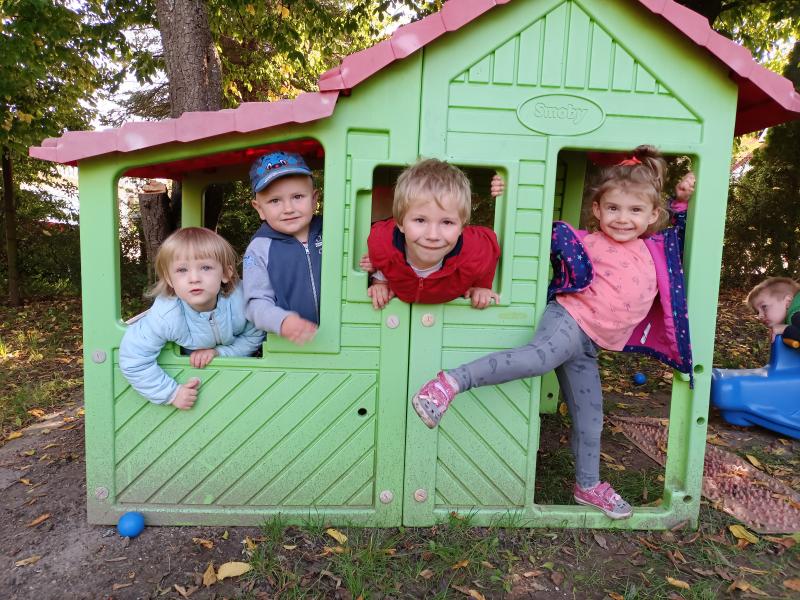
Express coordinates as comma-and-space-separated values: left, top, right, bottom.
280, 313, 318, 345
465, 287, 500, 309
367, 281, 395, 310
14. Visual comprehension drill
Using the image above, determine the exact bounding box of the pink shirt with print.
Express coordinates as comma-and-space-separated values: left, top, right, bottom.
556, 231, 657, 351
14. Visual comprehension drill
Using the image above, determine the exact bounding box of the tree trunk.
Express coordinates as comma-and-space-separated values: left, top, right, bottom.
2, 147, 21, 306
138, 181, 174, 273
155, 0, 222, 118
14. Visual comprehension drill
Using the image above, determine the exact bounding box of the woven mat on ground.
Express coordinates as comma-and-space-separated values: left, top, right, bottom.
608, 415, 800, 533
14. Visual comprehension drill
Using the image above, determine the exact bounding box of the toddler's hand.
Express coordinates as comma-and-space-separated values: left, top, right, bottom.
490, 173, 505, 197
189, 348, 218, 368
674, 172, 695, 204
280, 313, 318, 345
465, 287, 500, 309
359, 253, 375, 273
771, 323, 788, 341
368, 282, 395, 310
172, 377, 200, 410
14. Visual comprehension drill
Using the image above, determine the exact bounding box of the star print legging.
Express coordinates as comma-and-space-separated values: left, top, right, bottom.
447, 301, 604, 489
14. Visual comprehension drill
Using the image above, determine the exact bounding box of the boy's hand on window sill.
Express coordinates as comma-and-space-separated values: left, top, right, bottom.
359, 253, 375, 273
490, 174, 505, 198
189, 348, 219, 368
465, 287, 499, 309
280, 314, 318, 345
368, 282, 394, 310
172, 377, 200, 410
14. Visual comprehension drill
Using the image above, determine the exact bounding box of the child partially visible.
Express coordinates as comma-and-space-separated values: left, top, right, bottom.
243, 151, 322, 345
746, 277, 800, 346
364, 158, 501, 309
410, 145, 694, 520
120, 228, 264, 409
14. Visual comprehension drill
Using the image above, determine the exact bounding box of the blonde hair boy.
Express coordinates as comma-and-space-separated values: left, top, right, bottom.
746, 276, 800, 343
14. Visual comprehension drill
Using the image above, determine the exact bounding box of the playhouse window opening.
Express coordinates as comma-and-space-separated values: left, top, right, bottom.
371, 165, 499, 229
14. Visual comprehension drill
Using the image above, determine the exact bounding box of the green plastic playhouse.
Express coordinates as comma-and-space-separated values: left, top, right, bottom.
31, 0, 800, 529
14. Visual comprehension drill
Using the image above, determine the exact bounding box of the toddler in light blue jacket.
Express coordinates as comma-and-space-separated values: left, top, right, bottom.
120, 228, 264, 409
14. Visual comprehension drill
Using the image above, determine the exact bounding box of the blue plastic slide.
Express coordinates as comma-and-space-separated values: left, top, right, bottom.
711, 335, 800, 439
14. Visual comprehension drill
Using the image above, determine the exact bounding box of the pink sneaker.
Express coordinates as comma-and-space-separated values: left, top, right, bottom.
573, 481, 632, 519
411, 371, 457, 428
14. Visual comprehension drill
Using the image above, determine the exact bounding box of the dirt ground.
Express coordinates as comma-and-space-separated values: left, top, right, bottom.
2, 392, 797, 600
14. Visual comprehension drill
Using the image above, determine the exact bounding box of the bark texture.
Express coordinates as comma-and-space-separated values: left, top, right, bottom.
2, 147, 20, 306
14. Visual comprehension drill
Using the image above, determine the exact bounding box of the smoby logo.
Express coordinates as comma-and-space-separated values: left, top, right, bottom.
517, 94, 604, 136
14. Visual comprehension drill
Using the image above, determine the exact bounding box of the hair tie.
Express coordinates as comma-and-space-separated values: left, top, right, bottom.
618, 157, 642, 166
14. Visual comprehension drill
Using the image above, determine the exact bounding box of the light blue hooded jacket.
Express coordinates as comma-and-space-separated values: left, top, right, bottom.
119, 283, 264, 404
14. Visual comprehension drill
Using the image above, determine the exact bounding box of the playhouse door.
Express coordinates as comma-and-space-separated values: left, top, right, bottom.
401, 302, 541, 526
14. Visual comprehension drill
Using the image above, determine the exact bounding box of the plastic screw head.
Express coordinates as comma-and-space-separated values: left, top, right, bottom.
421, 313, 435, 327
95, 486, 109, 500
379, 490, 394, 504
386, 315, 400, 329
92, 350, 107, 364
414, 488, 428, 502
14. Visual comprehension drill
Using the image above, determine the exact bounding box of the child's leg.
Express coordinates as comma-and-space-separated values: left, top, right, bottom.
553, 346, 603, 489
555, 348, 632, 519
449, 302, 585, 391
412, 302, 586, 428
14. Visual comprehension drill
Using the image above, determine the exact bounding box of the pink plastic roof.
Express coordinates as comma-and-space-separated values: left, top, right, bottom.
30, 0, 800, 171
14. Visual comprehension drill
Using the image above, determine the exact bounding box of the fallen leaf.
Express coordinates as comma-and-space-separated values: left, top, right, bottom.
112, 583, 132, 591
551, 571, 564, 586
728, 524, 758, 544
744, 454, 763, 469
558, 403, 568, 416
283, 544, 297, 550
419, 568, 434, 580
15, 555, 41, 567
714, 566, 734, 581
666, 576, 690, 590
26, 513, 50, 527
242, 536, 257, 552
452, 585, 485, 599
18, 478, 32, 486
326, 528, 348, 544
451, 559, 469, 570
202, 563, 216, 587
738, 566, 767, 575
28, 409, 46, 418
174, 584, 198, 598
216, 561, 252, 580
727, 579, 768, 596
192, 537, 214, 550
523, 570, 543, 578
21, 449, 35, 456
607, 593, 625, 600
222, 530, 229, 540
672, 549, 687, 563
593, 532, 608, 549
6, 431, 23, 440
480, 561, 495, 569
784, 579, 800, 592
692, 568, 715, 576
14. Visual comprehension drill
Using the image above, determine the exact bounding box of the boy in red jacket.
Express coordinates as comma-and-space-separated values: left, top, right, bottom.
363, 158, 501, 309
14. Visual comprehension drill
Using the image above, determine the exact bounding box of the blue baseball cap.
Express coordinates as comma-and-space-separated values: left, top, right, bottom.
250, 151, 312, 194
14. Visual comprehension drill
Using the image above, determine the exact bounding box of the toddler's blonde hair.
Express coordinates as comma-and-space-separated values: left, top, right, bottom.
745, 277, 800, 311
148, 227, 239, 298
586, 145, 669, 235
393, 158, 472, 224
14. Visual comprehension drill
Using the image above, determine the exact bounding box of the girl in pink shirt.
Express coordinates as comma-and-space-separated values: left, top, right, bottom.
412, 146, 675, 520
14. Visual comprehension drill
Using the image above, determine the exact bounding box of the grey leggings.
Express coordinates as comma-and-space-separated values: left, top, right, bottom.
448, 301, 603, 489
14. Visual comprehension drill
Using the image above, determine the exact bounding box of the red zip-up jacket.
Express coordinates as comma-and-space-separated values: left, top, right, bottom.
367, 219, 500, 304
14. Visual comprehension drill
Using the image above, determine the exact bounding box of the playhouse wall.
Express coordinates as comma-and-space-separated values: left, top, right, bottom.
81, 0, 738, 529
403, 0, 736, 527
82, 56, 425, 526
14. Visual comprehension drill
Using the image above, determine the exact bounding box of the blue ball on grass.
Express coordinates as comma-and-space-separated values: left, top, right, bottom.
117, 511, 145, 538
633, 372, 647, 386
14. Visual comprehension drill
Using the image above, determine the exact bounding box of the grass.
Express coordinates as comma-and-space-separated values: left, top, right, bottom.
0, 297, 83, 437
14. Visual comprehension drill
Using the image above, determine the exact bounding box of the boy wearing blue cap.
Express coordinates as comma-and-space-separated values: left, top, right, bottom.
243, 151, 322, 345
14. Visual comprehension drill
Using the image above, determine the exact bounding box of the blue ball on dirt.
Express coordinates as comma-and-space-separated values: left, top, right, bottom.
117, 511, 145, 538
633, 372, 647, 386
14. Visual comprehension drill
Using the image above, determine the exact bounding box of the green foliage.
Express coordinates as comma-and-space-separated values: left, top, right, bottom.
721, 42, 800, 288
